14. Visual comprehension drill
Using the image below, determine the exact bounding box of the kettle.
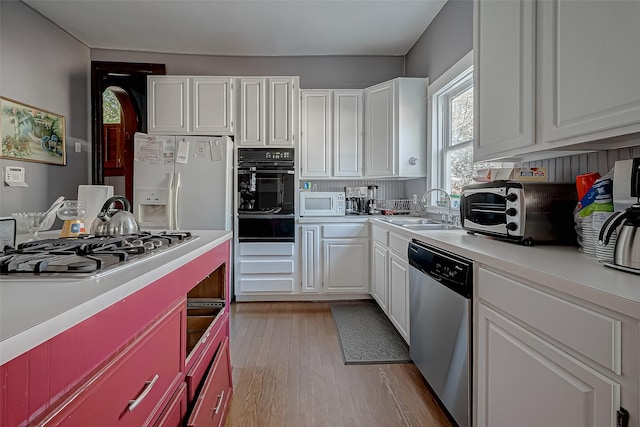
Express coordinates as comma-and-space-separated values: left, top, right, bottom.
90, 196, 140, 236
599, 162, 640, 271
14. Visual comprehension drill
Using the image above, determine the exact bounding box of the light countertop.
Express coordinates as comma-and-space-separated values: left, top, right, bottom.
369, 218, 640, 318
0, 230, 232, 365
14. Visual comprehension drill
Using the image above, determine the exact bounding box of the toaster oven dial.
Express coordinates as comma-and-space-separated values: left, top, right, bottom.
506, 222, 518, 231
505, 208, 517, 216
505, 193, 518, 202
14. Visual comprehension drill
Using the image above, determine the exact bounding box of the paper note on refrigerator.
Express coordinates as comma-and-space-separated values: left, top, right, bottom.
176, 139, 190, 164
195, 140, 207, 158
210, 139, 222, 161
134, 133, 161, 163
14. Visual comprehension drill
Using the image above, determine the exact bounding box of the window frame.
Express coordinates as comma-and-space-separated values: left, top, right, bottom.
427, 51, 474, 207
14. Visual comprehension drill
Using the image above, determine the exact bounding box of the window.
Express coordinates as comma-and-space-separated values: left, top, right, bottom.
428, 53, 502, 205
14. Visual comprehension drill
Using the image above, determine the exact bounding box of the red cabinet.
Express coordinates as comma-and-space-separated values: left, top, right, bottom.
1, 239, 232, 427
154, 383, 187, 427
187, 338, 232, 427
37, 303, 184, 426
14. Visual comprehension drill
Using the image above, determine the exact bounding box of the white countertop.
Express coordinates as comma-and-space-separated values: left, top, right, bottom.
0, 230, 232, 365
369, 218, 640, 318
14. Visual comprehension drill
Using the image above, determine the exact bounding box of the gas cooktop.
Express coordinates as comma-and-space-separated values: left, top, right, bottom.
0, 231, 197, 279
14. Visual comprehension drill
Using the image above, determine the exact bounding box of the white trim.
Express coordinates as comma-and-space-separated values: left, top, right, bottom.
428, 51, 474, 99
427, 52, 474, 195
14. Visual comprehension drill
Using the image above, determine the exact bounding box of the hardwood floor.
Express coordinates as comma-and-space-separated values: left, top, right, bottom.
224, 301, 453, 427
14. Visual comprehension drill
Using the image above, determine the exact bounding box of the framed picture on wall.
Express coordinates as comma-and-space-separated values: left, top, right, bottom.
0, 97, 66, 166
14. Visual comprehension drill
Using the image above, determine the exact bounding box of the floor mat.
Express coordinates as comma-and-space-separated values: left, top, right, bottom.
330, 300, 411, 365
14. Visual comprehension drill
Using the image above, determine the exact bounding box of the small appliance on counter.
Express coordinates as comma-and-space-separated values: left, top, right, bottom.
344, 186, 367, 215
365, 185, 379, 215
299, 191, 345, 216
599, 158, 640, 273
460, 180, 577, 245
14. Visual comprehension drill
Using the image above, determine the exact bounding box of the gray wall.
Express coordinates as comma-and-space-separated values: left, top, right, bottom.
0, 0, 90, 217
404, 0, 473, 82
91, 49, 404, 89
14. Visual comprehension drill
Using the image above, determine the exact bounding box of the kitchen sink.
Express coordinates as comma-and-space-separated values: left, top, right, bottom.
379, 218, 440, 225
402, 223, 459, 231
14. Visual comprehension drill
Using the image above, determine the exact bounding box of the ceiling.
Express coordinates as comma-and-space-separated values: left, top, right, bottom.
22, 0, 448, 56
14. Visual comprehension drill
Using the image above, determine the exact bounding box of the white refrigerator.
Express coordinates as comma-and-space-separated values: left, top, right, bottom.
133, 133, 233, 231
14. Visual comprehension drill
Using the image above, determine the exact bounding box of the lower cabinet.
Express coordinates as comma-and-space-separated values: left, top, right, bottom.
235, 242, 296, 294
37, 303, 184, 427
388, 251, 409, 342
370, 224, 410, 343
476, 267, 639, 427
187, 337, 232, 427
371, 241, 388, 311
298, 222, 370, 294
154, 383, 187, 427
477, 303, 619, 427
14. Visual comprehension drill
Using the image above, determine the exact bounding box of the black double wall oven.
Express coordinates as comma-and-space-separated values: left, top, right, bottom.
237, 148, 295, 242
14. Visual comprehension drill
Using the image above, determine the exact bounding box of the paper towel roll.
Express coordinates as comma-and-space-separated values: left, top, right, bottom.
77, 185, 114, 232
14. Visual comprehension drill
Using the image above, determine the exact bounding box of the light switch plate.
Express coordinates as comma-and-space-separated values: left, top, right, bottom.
75, 142, 82, 152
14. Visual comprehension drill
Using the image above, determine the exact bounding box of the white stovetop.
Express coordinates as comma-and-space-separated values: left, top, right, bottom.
0, 230, 232, 365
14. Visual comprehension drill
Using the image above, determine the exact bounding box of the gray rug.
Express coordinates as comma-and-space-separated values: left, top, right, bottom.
330, 301, 411, 365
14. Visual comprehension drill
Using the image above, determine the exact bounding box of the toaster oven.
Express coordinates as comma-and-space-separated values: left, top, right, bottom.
460, 181, 577, 245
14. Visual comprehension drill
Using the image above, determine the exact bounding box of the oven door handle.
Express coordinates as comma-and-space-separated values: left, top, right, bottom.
237, 169, 294, 174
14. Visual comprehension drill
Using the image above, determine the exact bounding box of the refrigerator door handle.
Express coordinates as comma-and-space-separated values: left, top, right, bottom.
173, 172, 181, 230
167, 172, 175, 230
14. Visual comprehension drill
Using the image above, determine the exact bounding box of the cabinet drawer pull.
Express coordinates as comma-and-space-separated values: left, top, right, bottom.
213, 390, 225, 416
128, 374, 159, 412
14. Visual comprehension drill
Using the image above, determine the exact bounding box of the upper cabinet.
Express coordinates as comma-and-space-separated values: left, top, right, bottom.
300, 89, 363, 178
148, 76, 234, 135
473, 0, 536, 161
537, 0, 640, 147
474, 0, 640, 162
364, 78, 427, 178
238, 77, 298, 146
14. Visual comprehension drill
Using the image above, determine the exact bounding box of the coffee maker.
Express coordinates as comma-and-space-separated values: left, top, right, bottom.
344, 186, 367, 215
365, 185, 379, 215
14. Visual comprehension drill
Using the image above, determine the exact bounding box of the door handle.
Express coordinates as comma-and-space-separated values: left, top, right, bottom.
128, 374, 159, 412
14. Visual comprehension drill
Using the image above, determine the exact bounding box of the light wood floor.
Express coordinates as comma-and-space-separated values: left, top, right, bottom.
224, 301, 453, 427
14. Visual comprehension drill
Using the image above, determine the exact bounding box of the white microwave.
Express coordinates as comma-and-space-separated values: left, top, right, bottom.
299, 192, 345, 216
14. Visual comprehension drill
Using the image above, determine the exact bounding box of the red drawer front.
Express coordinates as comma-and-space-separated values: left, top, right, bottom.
153, 382, 187, 427
187, 338, 232, 427
185, 312, 228, 402
40, 305, 183, 427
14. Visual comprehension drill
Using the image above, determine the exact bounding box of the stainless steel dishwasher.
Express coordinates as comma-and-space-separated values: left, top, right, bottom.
408, 239, 472, 427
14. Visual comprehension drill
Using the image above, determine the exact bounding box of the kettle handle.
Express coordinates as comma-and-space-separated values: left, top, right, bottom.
99, 196, 132, 214
598, 209, 628, 246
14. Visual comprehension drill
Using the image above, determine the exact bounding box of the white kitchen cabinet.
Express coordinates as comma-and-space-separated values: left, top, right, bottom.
473, 0, 640, 162
477, 303, 619, 427
364, 78, 427, 178
300, 225, 322, 292
300, 90, 332, 177
370, 225, 410, 343
473, 0, 536, 161
323, 239, 369, 293
235, 242, 296, 294
238, 77, 298, 147
537, 0, 640, 147
300, 89, 363, 178
148, 76, 189, 134
191, 77, 234, 134
388, 250, 409, 343
333, 90, 363, 177
147, 76, 234, 135
371, 241, 388, 312
475, 267, 638, 427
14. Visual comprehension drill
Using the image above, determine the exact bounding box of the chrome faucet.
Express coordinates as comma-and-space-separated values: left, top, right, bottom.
420, 188, 453, 224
